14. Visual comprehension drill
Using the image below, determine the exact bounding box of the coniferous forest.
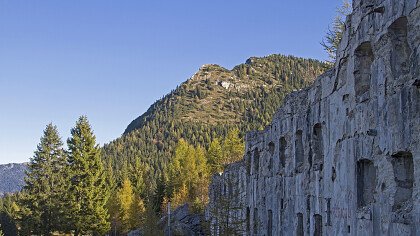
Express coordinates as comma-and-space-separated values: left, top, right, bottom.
0, 54, 328, 235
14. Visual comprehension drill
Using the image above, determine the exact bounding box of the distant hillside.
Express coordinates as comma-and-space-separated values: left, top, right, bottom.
0, 163, 27, 196
102, 54, 329, 189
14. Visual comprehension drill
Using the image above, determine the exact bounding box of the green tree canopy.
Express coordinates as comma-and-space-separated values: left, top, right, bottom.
116, 178, 134, 233
19, 123, 66, 235
207, 138, 223, 174
321, 0, 352, 62
66, 116, 110, 235
222, 128, 245, 165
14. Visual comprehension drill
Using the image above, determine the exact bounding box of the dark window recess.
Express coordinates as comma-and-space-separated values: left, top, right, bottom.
253, 149, 260, 174
246, 151, 251, 176
279, 137, 287, 168
268, 142, 275, 170
295, 130, 304, 170
354, 42, 373, 102
388, 17, 411, 78
253, 208, 258, 235
297, 213, 304, 236
246, 207, 250, 233
268, 141, 275, 156
314, 214, 322, 236
356, 159, 377, 207
391, 151, 413, 212
326, 198, 332, 226
312, 123, 324, 171
267, 210, 273, 236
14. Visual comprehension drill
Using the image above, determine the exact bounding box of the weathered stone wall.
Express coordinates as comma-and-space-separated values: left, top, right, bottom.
206, 0, 420, 235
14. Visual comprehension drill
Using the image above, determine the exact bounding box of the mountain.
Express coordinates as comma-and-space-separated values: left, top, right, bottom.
102, 54, 329, 190
0, 163, 27, 196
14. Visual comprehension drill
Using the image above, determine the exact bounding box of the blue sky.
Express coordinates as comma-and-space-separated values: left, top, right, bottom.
0, 0, 342, 164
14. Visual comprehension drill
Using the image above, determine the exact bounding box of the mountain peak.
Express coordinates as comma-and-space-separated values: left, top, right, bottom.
121, 54, 329, 137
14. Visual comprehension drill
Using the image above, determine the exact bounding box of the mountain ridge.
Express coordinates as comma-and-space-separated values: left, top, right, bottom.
124, 54, 329, 134
103, 53, 329, 191
0, 162, 27, 196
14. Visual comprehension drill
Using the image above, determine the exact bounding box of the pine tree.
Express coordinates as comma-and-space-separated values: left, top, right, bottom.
321, 0, 352, 62
105, 161, 120, 235
153, 173, 167, 214
0, 195, 19, 236
66, 116, 110, 235
129, 158, 145, 197
19, 123, 66, 235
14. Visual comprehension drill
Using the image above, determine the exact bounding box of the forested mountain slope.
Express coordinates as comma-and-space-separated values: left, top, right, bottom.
102, 54, 329, 189
0, 163, 27, 196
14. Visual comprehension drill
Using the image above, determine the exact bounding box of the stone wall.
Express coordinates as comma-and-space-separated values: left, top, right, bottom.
206, 0, 420, 235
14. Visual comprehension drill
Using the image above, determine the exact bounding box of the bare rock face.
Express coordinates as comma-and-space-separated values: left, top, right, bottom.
206, 0, 420, 235
159, 204, 208, 236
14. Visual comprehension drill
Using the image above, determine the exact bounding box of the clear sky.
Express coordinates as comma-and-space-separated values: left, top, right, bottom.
0, 0, 343, 164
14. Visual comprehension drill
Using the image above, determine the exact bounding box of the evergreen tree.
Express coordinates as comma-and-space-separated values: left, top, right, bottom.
129, 158, 145, 197
105, 161, 120, 235
152, 173, 167, 214
66, 116, 110, 235
0, 195, 19, 236
102, 54, 328, 200
321, 0, 352, 62
19, 124, 66, 235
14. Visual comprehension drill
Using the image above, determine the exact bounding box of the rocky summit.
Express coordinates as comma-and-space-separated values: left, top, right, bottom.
206, 0, 420, 235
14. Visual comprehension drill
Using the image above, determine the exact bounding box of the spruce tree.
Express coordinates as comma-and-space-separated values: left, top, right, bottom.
19, 123, 66, 235
66, 116, 110, 235
129, 158, 145, 196
105, 161, 119, 235
152, 173, 167, 214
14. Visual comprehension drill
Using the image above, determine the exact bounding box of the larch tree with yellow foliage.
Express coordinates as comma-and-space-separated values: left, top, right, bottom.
222, 128, 245, 165
116, 178, 145, 233
168, 140, 210, 210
